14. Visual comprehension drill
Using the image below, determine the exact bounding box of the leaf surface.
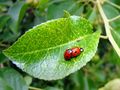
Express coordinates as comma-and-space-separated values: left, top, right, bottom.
0, 68, 28, 90
3, 16, 100, 80
8, 1, 28, 33
0, 15, 10, 31
0, 77, 13, 90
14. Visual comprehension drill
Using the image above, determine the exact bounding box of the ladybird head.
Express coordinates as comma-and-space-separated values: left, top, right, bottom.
80, 48, 84, 52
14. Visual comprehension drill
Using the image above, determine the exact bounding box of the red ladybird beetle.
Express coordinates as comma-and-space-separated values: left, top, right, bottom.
64, 49, 73, 60
71, 47, 84, 57
64, 47, 84, 60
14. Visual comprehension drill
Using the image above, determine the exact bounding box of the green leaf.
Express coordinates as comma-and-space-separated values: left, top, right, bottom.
98, 79, 120, 90
108, 29, 120, 63
110, 0, 120, 5
63, 10, 71, 18
45, 86, 63, 90
111, 29, 120, 47
103, 3, 120, 29
103, 3, 119, 19
0, 77, 13, 90
87, 8, 97, 24
0, 15, 10, 31
0, 30, 20, 42
47, 0, 80, 19
0, 68, 28, 90
0, 51, 6, 63
37, 0, 49, 10
8, 1, 28, 33
104, 48, 120, 65
74, 5, 84, 16
70, 70, 84, 89
0, 0, 13, 6
3, 16, 100, 80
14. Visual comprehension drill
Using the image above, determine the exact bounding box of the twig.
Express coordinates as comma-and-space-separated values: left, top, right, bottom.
96, 0, 120, 57
106, 0, 120, 10
0, 43, 9, 47
0, 64, 4, 68
29, 86, 43, 90
109, 15, 120, 22
100, 35, 108, 39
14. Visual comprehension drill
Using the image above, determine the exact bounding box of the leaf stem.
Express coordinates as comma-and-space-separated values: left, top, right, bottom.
106, 0, 120, 10
109, 15, 120, 22
100, 35, 108, 39
29, 86, 43, 90
96, 0, 120, 57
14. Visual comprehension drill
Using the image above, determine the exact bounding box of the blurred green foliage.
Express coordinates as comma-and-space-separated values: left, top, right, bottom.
0, 0, 120, 90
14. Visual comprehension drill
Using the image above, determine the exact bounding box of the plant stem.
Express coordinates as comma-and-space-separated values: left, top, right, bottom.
96, 0, 120, 57
109, 15, 120, 22
0, 43, 9, 47
0, 64, 4, 68
106, 0, 120, 10
100, 35, 108, 39
29, 86, 43, 90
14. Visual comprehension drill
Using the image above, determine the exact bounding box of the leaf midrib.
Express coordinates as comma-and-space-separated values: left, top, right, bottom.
5, 34, 93, 56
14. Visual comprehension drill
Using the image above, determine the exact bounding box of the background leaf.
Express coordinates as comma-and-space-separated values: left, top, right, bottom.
47, 0, 81, 20
103, 3, 119, 19
98, 79, 120, 90
0, 51, 6, 63
0, 68, 28, 90
111, 29, 120, 48
3, 16, 100, 80
8, 1, 28, 33
103, 3, 120, 29
0, 15, 10, 32
0, 0, 13, 6
0, 77, 13, 90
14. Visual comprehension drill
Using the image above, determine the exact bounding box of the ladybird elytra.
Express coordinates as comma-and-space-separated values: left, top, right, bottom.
64, 47, 84, 60
71, 47, 81, 57
64, 49, 73, 60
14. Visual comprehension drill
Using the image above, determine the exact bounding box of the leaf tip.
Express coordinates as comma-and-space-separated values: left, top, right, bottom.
63, 10, 71, 18
2, 48, 10, 58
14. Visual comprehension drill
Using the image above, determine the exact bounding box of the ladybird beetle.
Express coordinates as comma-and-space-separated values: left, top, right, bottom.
71, 47, 84, 57
64, 49, 72, 60
64, 47, 84, 60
